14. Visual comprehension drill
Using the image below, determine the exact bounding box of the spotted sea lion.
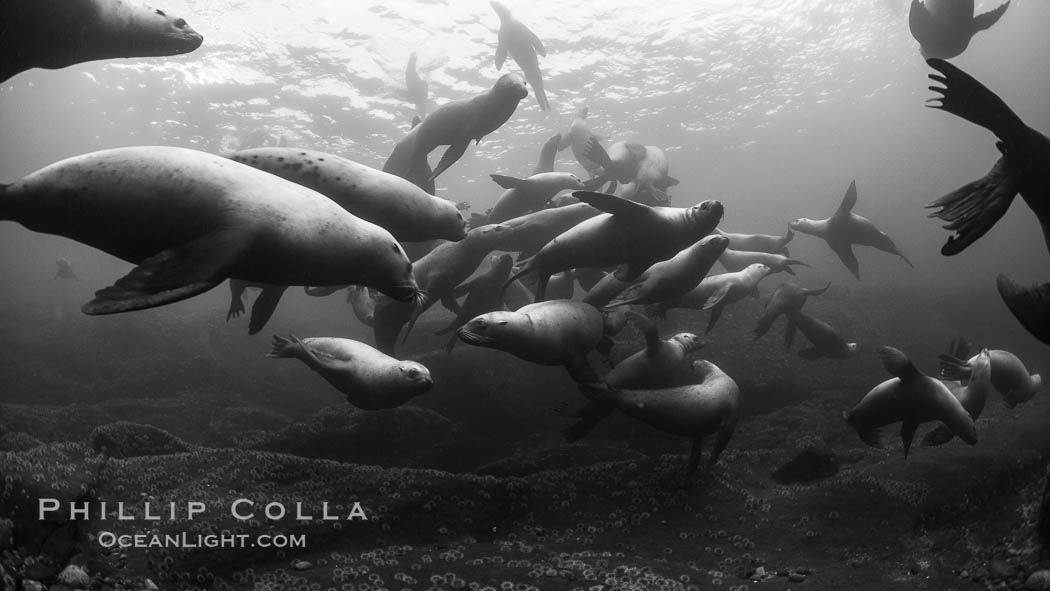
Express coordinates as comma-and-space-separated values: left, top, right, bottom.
383, 73, 528, 193
435, 254, 515, 353
559, 107, 603, 177
607, 235, 729, 308
268, 334, 432, 410
561, 312, 706, 441
456, 300, 612, 384
579, 359, 740, 482
939, 346, 1044, 408
1, 146, 421, 315
753, 282, 831, 345
790, 181, 913, 280
506, 191, 724, 301
845, 346, 977, 457
487, 172, 586, 224
787, 310, 859, 360
649, 264, 773, 333
924, 58, 1050, 345
53, 258, 78, 281
1, 0, 203, 83
909, 0, 1009, 59
491, 1, 550, 111
230, 148, 466, 243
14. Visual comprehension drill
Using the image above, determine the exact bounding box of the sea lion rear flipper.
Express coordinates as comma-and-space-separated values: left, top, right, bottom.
832, 180, 858, 221
625, 311, 661, 354
996, 275, 1050, 345
877, 346, 923, 381
82, 234, 235, 315
582, 137, 612, 169
247, 286, 288, 335
705, 305, 724, 334
921, 424, 956, 447
227, 280, 247, 321
926, 157, 1019, 256
972, 2, 1010, 32
494, 37, 508, 69
827, 240, 860, 280
926, 58, 1027, 144
900, 421, 919, 458
572, 191, 652, 217
429, 140, 470, 182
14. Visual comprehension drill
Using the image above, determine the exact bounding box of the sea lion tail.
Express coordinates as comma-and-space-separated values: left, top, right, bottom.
996, 275, 1050, 345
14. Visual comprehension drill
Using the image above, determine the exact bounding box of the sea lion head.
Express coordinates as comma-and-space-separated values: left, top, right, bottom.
700, 234, 730, 255
490, 1, 512, 20
491, 253, 515, 275
671, 333, 705, 354
686, 200, 724, 231
789, 218, 818, 234
374, 240, 425, 306
493, 73, 528, 101
457, 311, 521, 348
397, 361, 434, 396
135, 6, 204, 55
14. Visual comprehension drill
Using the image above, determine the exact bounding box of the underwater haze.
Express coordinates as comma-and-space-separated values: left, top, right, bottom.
3, 1, 1050, 590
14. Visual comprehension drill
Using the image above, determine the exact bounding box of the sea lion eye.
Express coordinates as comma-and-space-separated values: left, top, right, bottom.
407, 368, 420, 378
174, 18, 187, 27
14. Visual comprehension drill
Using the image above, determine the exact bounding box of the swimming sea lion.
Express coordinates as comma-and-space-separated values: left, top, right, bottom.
939, 347, 1044, 408
844, 346, 977, 457
649, 264, 773, 333
584, 139, 648, 190
1, 0, 203, 83
559, 107, 603, 177
456, 300, 611, 384
714, 228, 793, 256
268, 334, 432, 410
607, 235, 729, 308
229, 148, 467, 243
53, 258, 78, 280
579, 359, 740, 483
347, 286, 377, 327
506, 191, 724, 301
487, 172, 586, 223
909, 0, 1009, 59
924, 58, 1050, 345
718, 248, 809, 276
1, 146, 422, 315
614, 146, 678, 205
491, 1, 550, 111
581, 270, 631, 309
787, 310, 859, 360
435, 254, 515, 353
405, 51, 429, 116
383, 73, 528, 193
923, 348, 995, 446
545, 269, 577, 301
790, 180, 913, 279
753, 282, 831, 345
489, 202, 601, 260
534, 133, 563, 175
561, 312, 706, 441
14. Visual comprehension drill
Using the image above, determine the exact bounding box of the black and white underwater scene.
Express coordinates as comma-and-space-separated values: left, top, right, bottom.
3, 0, 1050, 589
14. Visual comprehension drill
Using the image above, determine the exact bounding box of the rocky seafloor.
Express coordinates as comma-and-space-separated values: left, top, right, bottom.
3, 284, 1050, 591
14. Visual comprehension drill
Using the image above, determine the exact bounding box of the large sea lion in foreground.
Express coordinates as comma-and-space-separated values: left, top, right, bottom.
491, 1, 550, 111
506, 191, 724, 301
456, 300, 614, 384
1, 0, 203, 83
607, 235, 729, 308
908, 0, 1009, 59
0, 146, 421, 315
790, 181, 913, 280
753, 282, 831, 345
579, 359, 740, 483
230, 148, 467, 242
268, 334, 432, 410
845, 346, 977, 457
924, 58, 1050, 345
383, 73, 528, 192
939, 345, 1044, 408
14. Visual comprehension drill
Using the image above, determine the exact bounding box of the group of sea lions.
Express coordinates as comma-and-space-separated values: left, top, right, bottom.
1, 0, 1046, 484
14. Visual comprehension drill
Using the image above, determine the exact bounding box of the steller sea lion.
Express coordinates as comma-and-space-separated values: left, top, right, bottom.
607, 235, 729, 308
435, 253, 515, 354
491, 1, 550, 111
559, 107, 603, 177
939, 345, 1044, 408
486, 172, 586, 224
649, 264, 773, 333
909, 0, 1009, 59
753, 282, 831, 346
718, 248, 809, 276
786, 310, 859, 360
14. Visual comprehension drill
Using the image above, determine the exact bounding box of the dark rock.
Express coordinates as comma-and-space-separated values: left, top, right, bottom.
89, 422, 195, 458
0, 431, 43, 451
1027, 570, 1050, 590
772, 443, 840, 484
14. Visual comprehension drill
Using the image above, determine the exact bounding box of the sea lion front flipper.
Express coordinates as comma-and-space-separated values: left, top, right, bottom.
832, 180, 859, 222
926, 156, 1019, 256
227, 280, 247, 321
443, 331, 459, 354
877, 346, 923, 381
827, 239, 860, 280
926, 58, 1027, 144
625, 311, 661, 354
429, 140, 470, 182
535, 133, 561, 174
705, 305, 724, 334
937, 353, 972, 381
494, 36, 508, 69
900, 421, 919, 458
572, 191, 652, 218
82, 233, 237, 315
247, 286, 289, 335
921, 424, 957, 447
996, 275, 1050, 345
972, 1, 1010, 32
565, 355, 602, 385
527, 26, 546, 57
702, 284, 732, 311
582, 137, 613, 170
440, 295, 461, 315
490, 174, 529, 190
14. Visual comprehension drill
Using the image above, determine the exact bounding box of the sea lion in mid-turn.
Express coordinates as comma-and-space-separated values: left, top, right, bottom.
383, 73, 528, 193
268, 334, 432, 410
649, 264, 774, 333
579, 359, 740, 483
435, 254, 515, 353
939, 346, 1044, 408
230, 148, 467, 243
561, 312, 706, 441
909, 0, 1010, 59
786, 310, 858, 360
1, 146, 422, 315
845, 346, 977, 457
924, 58, 1050, 345
487, 172, 586, 224
559, 107, 603, 177
506, 191, 725, 301
790, 181, 913, 280
491, 1, 549, 111
607, 235, 729, 308
456, 300, 613, 384
753, 282, 831, 346
923, 348, 997, 446
53, 258, 78, 280
584, 139, 648, 191
1, 0, 203, 83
